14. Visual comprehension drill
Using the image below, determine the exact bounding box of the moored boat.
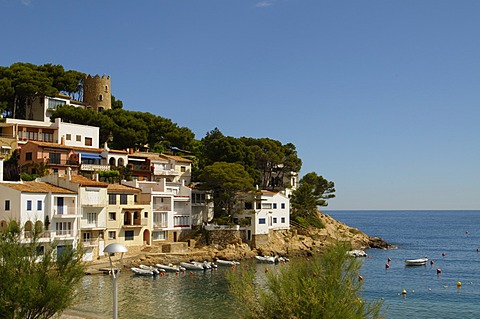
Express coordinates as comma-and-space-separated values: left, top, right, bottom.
139, 264, 163, 275
180, 261, 206, 271
404, 257, 428, 266
215, 259, 240, 266
348, 250, 368, 257
131, 267, 156, 276
255, 255, 278, 263
156, 263, 186, 272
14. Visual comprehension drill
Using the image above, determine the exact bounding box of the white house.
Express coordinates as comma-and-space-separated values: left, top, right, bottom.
235, 190, 290, 245
41, 171, 109, 261
0, 181, 79, 255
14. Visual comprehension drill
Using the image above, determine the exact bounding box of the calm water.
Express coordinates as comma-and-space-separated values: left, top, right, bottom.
71, 210, 480, 318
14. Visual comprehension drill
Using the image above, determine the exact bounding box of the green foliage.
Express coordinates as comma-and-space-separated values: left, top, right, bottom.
292, 214, 325, 229
198, 162, 255, 218
290, 172, 336, 218
20, 172, 40, 181
197, 128, 302, 191
0, 63, 85, 119
51, 106, 195, 152
99, 170, 121, 183
0, 221, 85, 319
226, 243, 385, 319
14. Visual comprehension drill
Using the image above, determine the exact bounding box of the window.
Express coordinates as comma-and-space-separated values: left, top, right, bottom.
259, 218, 266, 224
244, 202, 253, 209
180, 166, 186, 172
26, 152, 32, 161
108, 231, 116, 240
98, 94, 103, 101
5, 200, 10, 211
27, 200, 32, 211
125, 230, 134, 241
273, 217, 277, 223
76, 135, 81, 142
281, 217, 285, 223
37, 200, 42, 210
153, 231, 166, 240
144, 212, 148, 218
87, 213, 97, 225
109, 212, 116, 220
120, 194, 127, 205
109, 194, 116, 205
281, 203, 285, 209
105, 85, 109, 93
49, 153, 60, 164
85, 137, 93, 146
273, 203, 277, 209
66, 134, 71, 140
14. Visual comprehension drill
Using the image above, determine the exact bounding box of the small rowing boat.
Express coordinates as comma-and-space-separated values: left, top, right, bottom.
404, 257, 428, 266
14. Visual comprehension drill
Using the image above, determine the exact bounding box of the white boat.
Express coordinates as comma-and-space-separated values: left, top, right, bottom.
255, 255, 278, 263
131, 267, 156, 276
180, 261, 206, 271
215, 259, 240, 266
404, 257, 428, 266
156, 263, 186, 272
139, 264, 163, 275
348, 250, 368, 257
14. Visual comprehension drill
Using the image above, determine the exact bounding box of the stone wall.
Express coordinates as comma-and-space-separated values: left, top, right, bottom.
206, 229, 246, 249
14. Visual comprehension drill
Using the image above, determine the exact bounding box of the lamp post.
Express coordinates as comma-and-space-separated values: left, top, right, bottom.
103, 243, 128, 319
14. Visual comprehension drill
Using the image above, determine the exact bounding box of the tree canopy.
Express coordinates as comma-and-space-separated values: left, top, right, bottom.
290, 172, 336, 222
0, 221, 85, 319
197, 128, 302, 191
51, 106, 196, 152
197, 162, 255, 219
0, 62, 84, 119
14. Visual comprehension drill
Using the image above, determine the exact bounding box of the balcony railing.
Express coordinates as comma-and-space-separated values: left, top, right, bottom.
24, 230, 51, 239
46, 159, 79, 166
54, 230, 74, 237
153, 222, 168, 229
80, 164, 111, 172
153, 205, 171, 211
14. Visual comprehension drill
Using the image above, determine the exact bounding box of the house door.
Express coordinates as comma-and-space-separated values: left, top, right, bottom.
173, 232, 177, 242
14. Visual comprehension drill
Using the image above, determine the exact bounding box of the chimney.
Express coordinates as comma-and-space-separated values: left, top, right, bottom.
66, 167, 72, 181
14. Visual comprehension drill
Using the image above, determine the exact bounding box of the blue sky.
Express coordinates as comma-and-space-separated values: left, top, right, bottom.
2, 0, 480, 210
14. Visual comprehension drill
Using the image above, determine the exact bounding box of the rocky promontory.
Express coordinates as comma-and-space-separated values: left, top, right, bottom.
93, 212, 392, 272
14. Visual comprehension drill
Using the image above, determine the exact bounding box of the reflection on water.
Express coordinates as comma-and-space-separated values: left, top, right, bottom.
72, 264, 266, 319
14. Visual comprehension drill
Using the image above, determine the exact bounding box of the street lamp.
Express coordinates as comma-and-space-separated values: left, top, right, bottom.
103, 243, 128, 319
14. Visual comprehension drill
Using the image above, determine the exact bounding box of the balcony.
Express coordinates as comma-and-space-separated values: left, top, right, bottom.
153, 205, 171, 211
80, 164, 111, 172
129, 164, 151, 172
153, 222, 168, 229
54, 230, 74, 238
82, 238, 99, 247
47, 159, 79, 166
122, 220, 147, 228
153, 169, 179, 176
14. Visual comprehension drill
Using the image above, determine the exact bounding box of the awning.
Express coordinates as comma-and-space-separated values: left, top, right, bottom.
1, 146, 11, 149
81, 153, 103, 160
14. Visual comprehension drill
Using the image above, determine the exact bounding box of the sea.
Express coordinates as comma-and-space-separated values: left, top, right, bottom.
69, 210, 480, 319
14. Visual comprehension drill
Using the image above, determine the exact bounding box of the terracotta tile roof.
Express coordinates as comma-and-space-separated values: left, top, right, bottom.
0, 181, 75, 194
159, 153, 193, 163
107, 149, 128, 154
107, 184, 140, 193
27, 140, 104, 153
63, 175, 108, 187
129, 152, 168, 161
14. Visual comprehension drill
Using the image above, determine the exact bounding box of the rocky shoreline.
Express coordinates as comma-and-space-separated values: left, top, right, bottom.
86, 212, 392, 274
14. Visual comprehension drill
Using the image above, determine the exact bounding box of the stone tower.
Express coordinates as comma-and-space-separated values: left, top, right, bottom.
83, 74, 111, 111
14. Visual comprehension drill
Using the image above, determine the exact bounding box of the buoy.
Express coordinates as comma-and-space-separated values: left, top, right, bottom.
466, 231, 469, 235
190, 271, 193, 276
430, 260, 434, 266
385, 263, 390, 269
387, 258, 392, 263
358, 275, 363, 282
175, 271, 179, 276
402, 289, 407, 295
442, 252, 446, 257
457, 281, 462, 288
437, 269, 442, 275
